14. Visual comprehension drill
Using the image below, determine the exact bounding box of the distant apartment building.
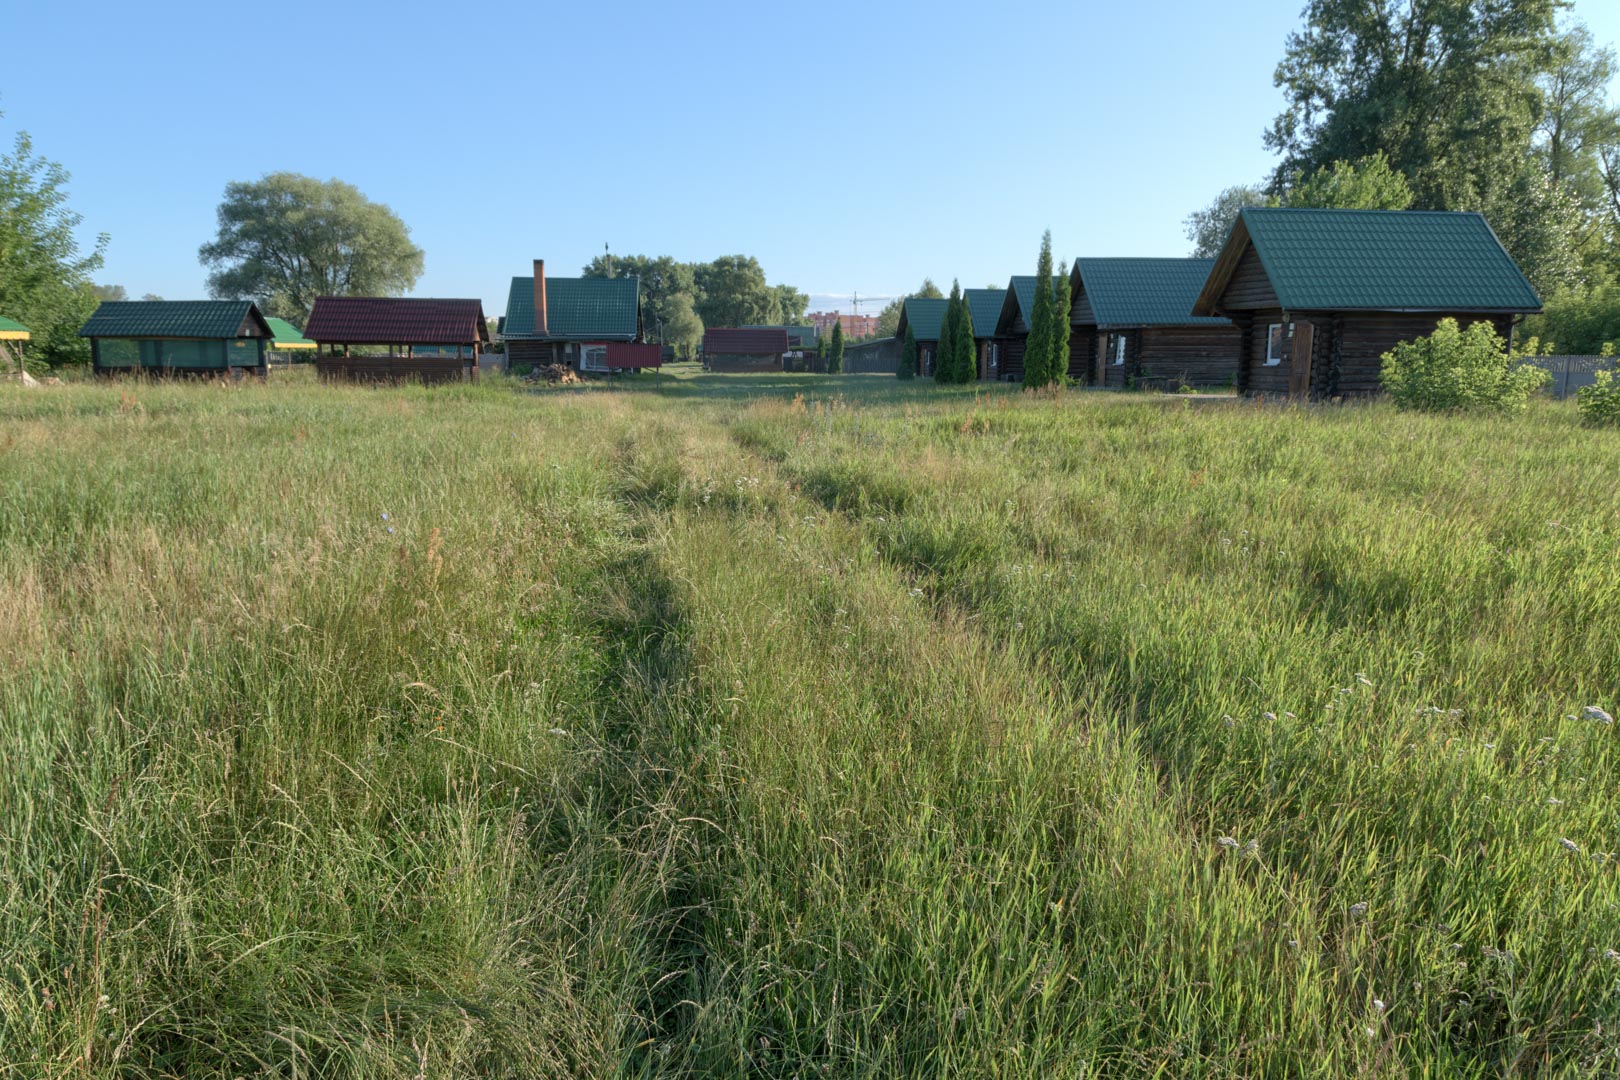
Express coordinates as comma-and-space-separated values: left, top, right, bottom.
810, 311, 881, 340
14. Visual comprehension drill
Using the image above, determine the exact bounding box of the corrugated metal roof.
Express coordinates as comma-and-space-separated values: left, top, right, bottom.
703, 328, 790, 354
0, 315, 30, 340
897, 297, 947, 341
1009, 276, 1065, 325
80, 300, 265, 339
962, 289, 1004, 340
744, 323, 819, 347
265, 317, 316, 348
504, 275, 639, 340
1210, 208, 1542, 313
1072, 258, 1230, 327
304, 298, 488, 345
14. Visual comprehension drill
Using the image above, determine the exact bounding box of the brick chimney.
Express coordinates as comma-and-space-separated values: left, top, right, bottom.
532, 259, 549, 336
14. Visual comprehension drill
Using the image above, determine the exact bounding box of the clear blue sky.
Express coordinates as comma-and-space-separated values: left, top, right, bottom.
6, 0, 1619, 317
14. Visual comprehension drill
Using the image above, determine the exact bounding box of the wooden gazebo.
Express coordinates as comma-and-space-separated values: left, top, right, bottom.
0, 316, 29, 375
304, 297, 489, 383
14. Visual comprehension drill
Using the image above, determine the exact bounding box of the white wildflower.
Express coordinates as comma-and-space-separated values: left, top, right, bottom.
1356, 673, 1373, 687
1582, 705, 1614, 725
1373, 998, 1386, 1013
548, 727, 569, 737
1263, 712, 1279, 722
1349, 902, 1369, 918
1605, 949, 1620, 963
1560, 837, 1581, 853
1243, 839, 1261, 858
1217, 836, 1240, 850
1547, 797, 1562, 805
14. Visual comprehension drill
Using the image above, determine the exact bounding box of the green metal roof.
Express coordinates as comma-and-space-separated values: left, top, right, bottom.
79, 300, 265, 339
897, 297, 948, 341
1010, 276, 1065, 324
1216, 208, 1542, 313
962, 289, 1004, 340
265, 317, 315, 347
1072, 258, 1230, 327
504, 275, 639, 340
0, 316, 30, 337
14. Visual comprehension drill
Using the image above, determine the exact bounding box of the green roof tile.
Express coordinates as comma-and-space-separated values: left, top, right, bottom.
1073, 258, 1230, 327
504, 276, 639, 340
963, 289, 1004, 340
897, 297, 948, 341
1010, 276, 1065, 324
80, 300, 264, 339
1236, 208, 1541, 312
265, 317, 315, 347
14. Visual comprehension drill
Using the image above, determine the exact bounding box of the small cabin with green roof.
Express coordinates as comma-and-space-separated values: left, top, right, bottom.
81, 301, 272, 377
1192, 208, 1542, 399
1070, 258, 1239, 390
963, 288, 1006, 380
992, 276, 1066, 382
501, 259, 647, 373
895, 297, 947, 376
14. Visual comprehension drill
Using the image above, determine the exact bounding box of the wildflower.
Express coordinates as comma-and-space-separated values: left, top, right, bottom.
1561, 837, 1581, 853
387, 526, 395, 534
1605, 950, 1620, 963
1356, 673, 1373, 687
1547, 797, 1562, 805
1263, 712, 1278, 722
381, 512, 389, 521
548, 727, 569, 737
1217, 836, 1240, 850
1583, 705, 1615, 725
908, 588, 923, 598
1286, 939, 1299, 950
1222, 715, 1234, 729
1373, 998, 1386, 1013
1243, 839, 1261, 858
1366, 1027, 1377, 1038
1349, 902, 1369, 918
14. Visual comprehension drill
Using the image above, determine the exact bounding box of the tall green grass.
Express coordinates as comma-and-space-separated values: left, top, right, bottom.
2, 373, 1616, 1075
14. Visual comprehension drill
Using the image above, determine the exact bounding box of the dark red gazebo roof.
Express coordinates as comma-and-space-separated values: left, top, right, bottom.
304, 297, 489, 345
703, 328, 790, 355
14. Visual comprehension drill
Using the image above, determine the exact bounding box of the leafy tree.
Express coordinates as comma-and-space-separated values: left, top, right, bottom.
1266, 0, 1560, 213
875, 278, 944, 339
198, 173, 423, 324
0, 118, 106, 365
899, 323, 917, 379
1537, 24, 1620, 214
93, 284, 127, 302
661, 291, 704, 360
140, 293, 164, 302
768, 283, 810, 325
828, 318, 844, 374
1023, 231, 1057, 388
694, 255, 774, 328
1051, 261, 1071, 383
1520, 281, 1620, 354
1185, 184, 1272, 257
1284, 152, 1414, 210
936, 281, 962, 383
1480, 157, 1588, 298
1381, 318, 1548, 411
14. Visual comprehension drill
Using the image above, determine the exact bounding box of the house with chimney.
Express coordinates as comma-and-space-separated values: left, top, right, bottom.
501, 259, 655, 373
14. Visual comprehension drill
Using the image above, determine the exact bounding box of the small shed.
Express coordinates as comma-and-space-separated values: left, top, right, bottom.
991, 276, 1065, 381
305, 297, 489, 383
895, 297, 947, 376
266, 317, 316, 360
962, 289, 1006, 380
0, 316, 30, 374
502, 260, 649, 373
1192, 208, 1543, 399
80, 301, 272, 377
702, 328, 790, 372
1070, 258, 1239, 390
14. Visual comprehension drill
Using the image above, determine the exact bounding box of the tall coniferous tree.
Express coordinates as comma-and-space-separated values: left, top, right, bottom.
957, 300, 977, 383
899, 323, 917, 379
829, 318, 844, 374
937, 281, 962, 383
1023, 230, 1056, 387
1050, 261, 1071, 384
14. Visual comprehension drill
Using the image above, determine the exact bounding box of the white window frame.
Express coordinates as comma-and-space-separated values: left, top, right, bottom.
1265, 322, 1295, 366
579, 343, 610, 373
1111, 333, 1127, 366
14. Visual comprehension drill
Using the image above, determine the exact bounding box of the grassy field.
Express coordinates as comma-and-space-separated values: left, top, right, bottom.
2, 370, 1618, 1077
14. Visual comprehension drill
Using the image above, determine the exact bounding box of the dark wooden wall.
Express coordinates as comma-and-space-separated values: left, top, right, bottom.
706, 353, 784, 373
1136, 325, 1241, 389
1220, 247, 1281, 309
998, 336, 1026, 381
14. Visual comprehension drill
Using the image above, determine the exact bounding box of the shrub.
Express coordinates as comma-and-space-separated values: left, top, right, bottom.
1381, 318, 1549, 413
1577, 368, 1620, 426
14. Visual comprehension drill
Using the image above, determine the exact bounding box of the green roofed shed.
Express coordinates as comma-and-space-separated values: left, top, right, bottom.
1193, 208, 1542, 399
80, 300, 272, 376
266, 317, 316, 351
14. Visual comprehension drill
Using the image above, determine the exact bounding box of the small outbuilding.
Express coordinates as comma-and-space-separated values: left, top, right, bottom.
502, 260, 651, 374
895, 297, 947, 376
81, 301, 272, 377
0, 316, 30, 374
702, 328, 790, 372
304, 297, 489, 383
963, 288, 1006, 380
1070, 258, 1239, 390
1192, 208, 1542, 399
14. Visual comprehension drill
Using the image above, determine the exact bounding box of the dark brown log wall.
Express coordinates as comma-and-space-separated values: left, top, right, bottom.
1136, 325, 1241, 389
1220, 246, 1281, 309
998, 336, 1026, 381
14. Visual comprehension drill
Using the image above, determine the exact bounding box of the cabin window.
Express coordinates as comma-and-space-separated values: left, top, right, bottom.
1266, 322, 1295, 366
1110, 333, 1127, 366
579, 344, 609, 372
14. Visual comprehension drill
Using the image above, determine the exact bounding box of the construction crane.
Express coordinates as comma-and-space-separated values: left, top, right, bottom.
830, 292, 900, 315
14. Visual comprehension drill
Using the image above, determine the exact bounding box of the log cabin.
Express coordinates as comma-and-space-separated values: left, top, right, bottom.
1192, 208, 1543, 399
963, 288, 1007, 380
702, 327, 790, 372
81, 301, 272, 377
895, 298, 947, 377
305, 297, 489, 383
502, 260, 651, 374
991, 276, 1064, 381
1070, 258, 1239, 389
